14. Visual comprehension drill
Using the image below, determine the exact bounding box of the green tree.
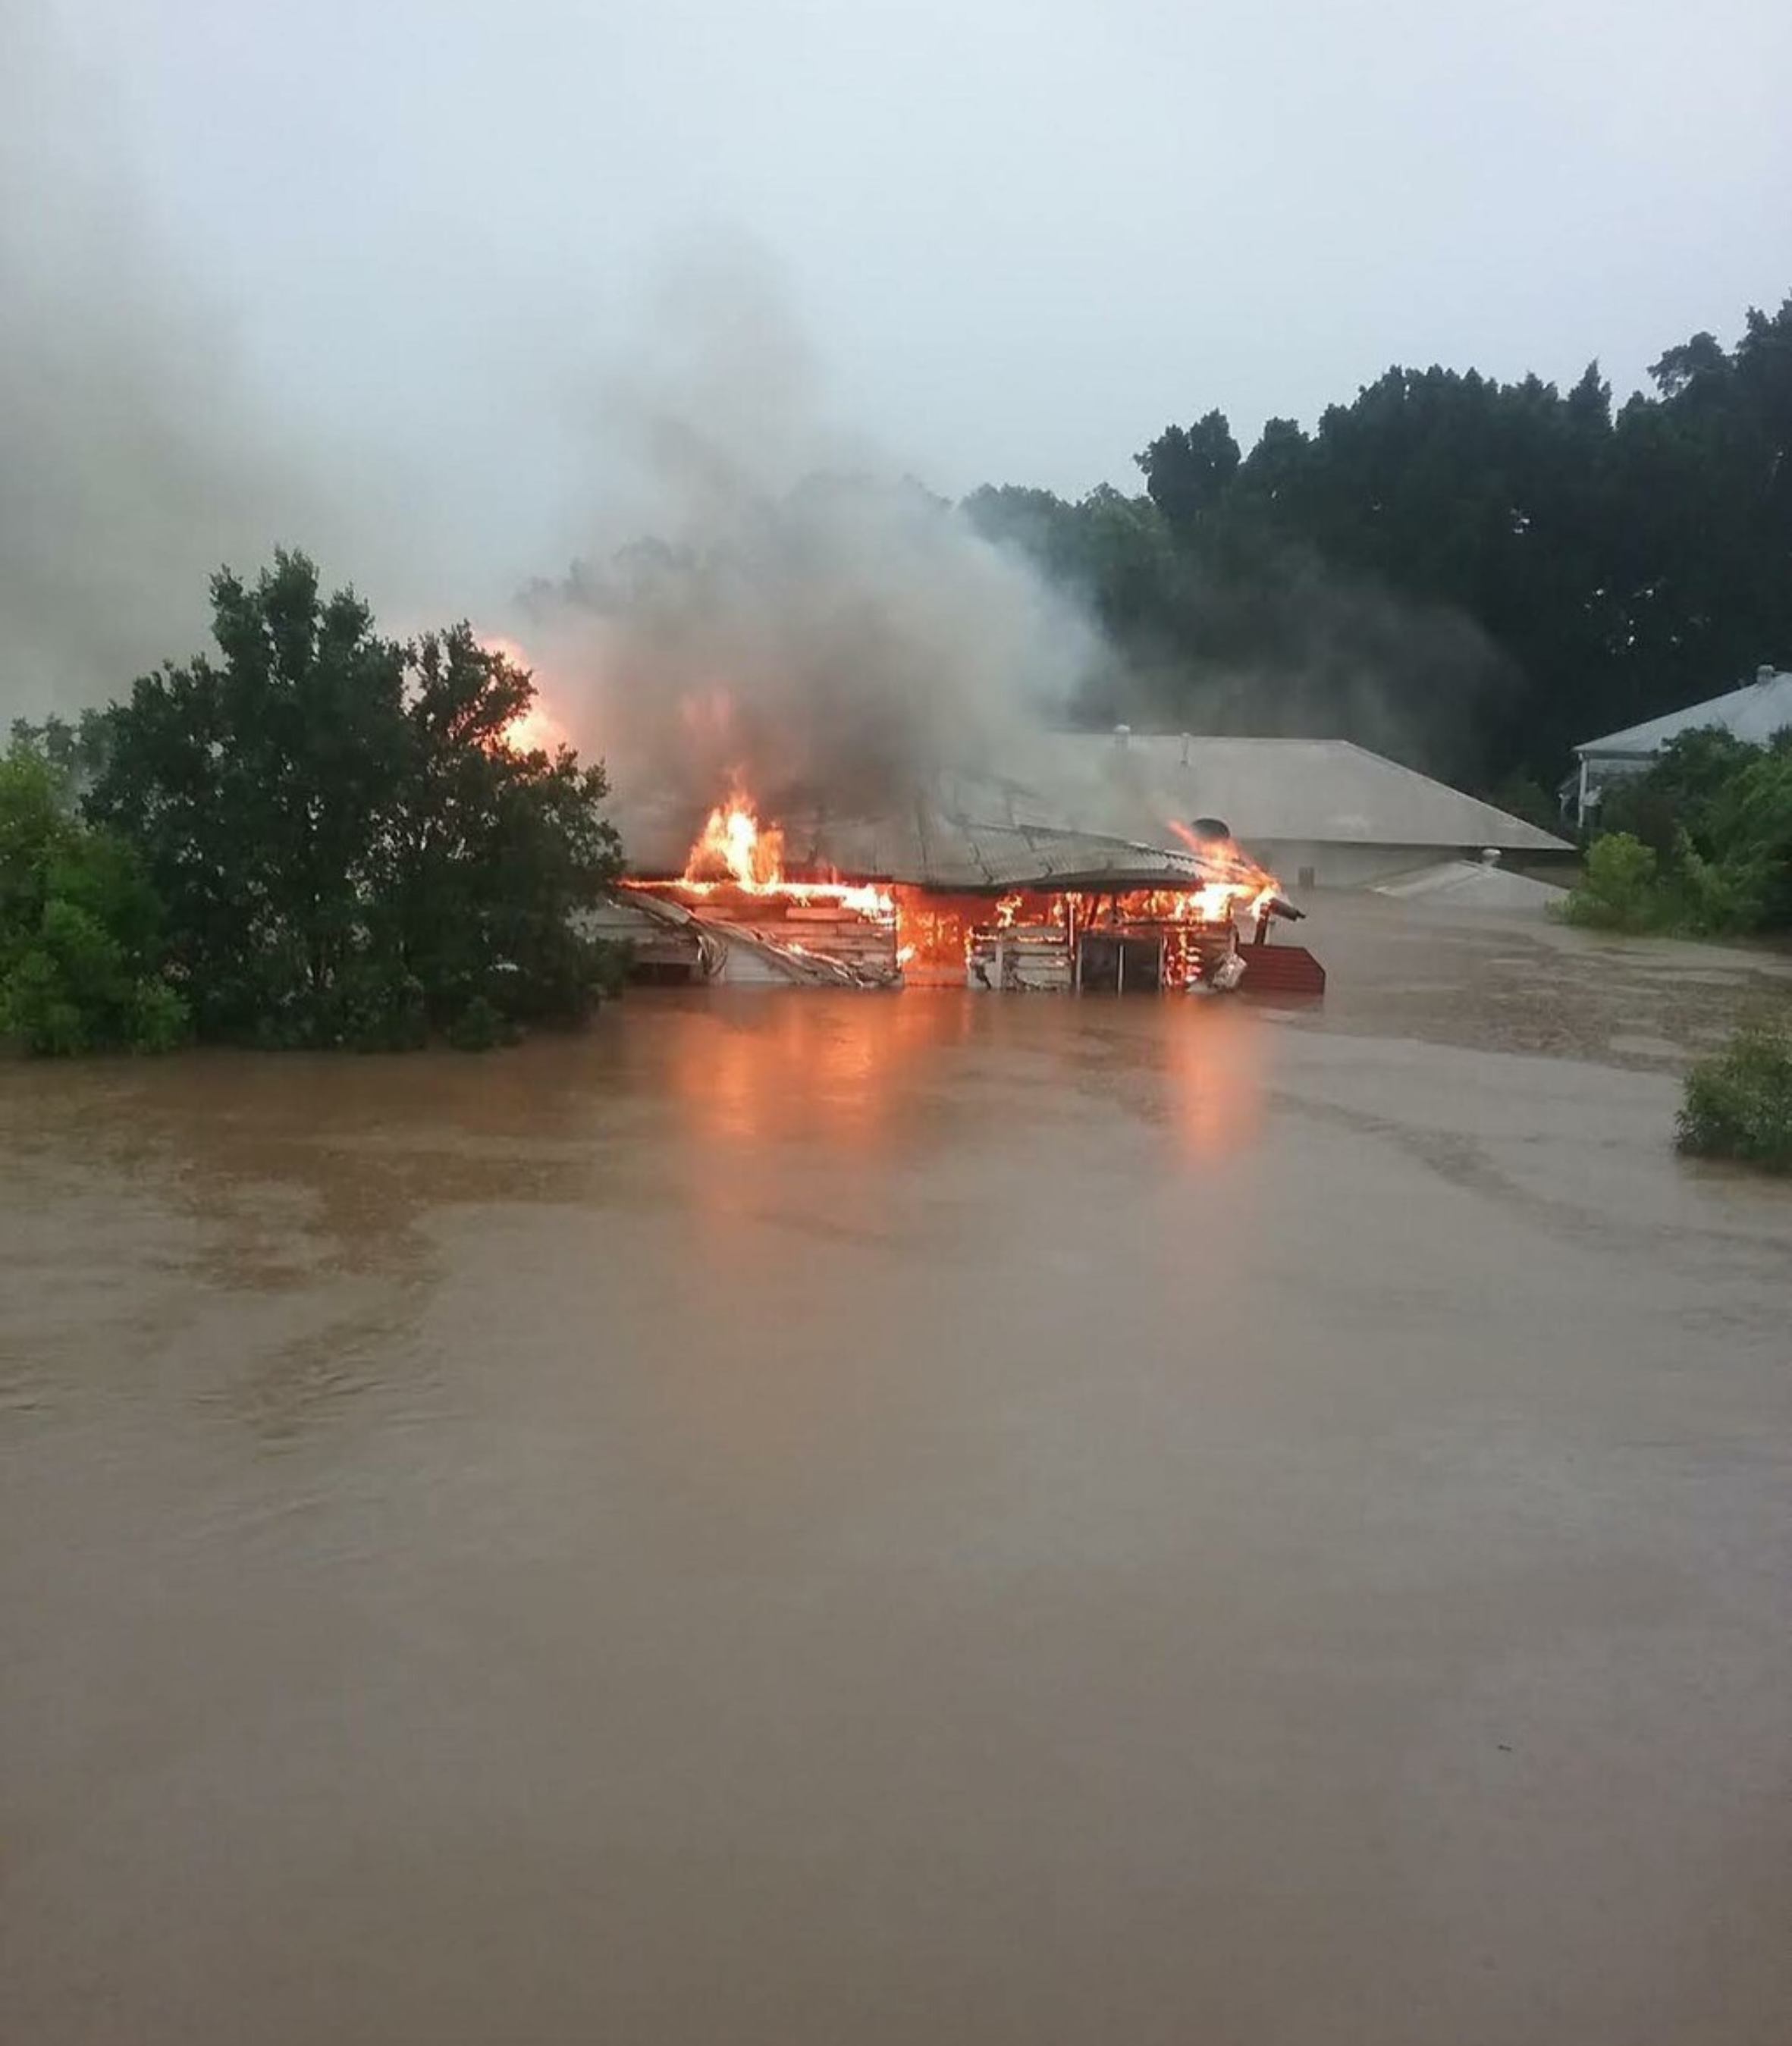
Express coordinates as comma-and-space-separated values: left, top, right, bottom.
1599, 726, 1764, 861
1136, 410, 1241, 529
1081, 291, 1790, 793
1590, 726, 1792, 934
1718, 742, 1792, 930
87, 552, 623, 1048
8, 712, 113, 790
391, 624, 623, 1028
0, 742, 187, 1053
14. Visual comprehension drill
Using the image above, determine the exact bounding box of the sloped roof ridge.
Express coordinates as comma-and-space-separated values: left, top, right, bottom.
1577, 670, 1792, 756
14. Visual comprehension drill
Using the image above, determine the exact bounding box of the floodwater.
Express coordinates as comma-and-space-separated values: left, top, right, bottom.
4, 898, 1790, 2046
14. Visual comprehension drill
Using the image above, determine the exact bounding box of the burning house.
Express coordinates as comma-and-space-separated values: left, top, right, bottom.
592, 784, 1325, 996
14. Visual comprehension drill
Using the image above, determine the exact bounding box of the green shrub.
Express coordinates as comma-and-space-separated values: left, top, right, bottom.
325, 961, 429, 1053
127, 976, 190, 1052
447, 995, 516, 1052
1669, 830, 1761, 936
1586, 726, 1792, 939
1677, 1017, 1792, 1172
0, 748, 187, 1054
1558, 831, 1664, 931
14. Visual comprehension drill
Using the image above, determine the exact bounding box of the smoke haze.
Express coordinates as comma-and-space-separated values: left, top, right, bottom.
3, 15, 1101, 818
0, 5, 464, 717
522, 256, 1103, 828
0, 3, 1564, 819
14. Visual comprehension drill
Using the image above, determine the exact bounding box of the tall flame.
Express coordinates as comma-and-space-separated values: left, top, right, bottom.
686, 790, 787, 890
1166, 819, 1284, 921
675, 786, 892, 918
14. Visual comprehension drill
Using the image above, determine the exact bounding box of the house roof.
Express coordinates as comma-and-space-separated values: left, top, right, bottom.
613, 732, 1571, 881
974, 734, 1571, 853
619, 791, 1223, 891
1575, 670, 1792, 760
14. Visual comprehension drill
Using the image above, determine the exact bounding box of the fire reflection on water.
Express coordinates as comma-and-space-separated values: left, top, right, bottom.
657, 996, 954, 1160
1159, 1003, 1266, 1163
651, 988, 1268, 1175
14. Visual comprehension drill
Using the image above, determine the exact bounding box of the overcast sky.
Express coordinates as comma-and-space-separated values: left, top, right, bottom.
7, 0, 1790, 695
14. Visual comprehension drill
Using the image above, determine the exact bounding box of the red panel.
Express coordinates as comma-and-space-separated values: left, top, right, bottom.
1237, 946, 1326, 997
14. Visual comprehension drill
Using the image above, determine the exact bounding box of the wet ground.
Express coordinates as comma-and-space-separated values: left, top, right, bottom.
3, 896, 1790, 2044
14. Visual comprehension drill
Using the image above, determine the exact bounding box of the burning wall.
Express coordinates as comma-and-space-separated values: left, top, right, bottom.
613, 785, 1298, 993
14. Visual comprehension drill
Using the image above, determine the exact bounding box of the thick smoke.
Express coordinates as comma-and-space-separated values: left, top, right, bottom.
3, 43, 1106, 830
0, 5, 433, 717
519, 249, 1104, 836
2, 12, 1492, 831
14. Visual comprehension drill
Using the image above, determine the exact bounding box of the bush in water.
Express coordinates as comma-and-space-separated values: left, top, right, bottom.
1558, 832, 1664, 932
1677, 1017, 1792, 1173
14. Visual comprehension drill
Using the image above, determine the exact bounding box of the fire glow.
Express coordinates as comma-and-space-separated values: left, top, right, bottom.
473, 632, 569, 756
676, 789, 896, 919
622, 782, 1288, 991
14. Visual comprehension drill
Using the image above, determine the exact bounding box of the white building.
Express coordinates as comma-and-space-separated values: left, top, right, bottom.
1571, 666, 1792, 824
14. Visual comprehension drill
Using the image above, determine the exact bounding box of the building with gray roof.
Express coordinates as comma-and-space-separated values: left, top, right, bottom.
614, 731, 1569, 893
1571, 666, 1792, 823
968, 731, 1570, 886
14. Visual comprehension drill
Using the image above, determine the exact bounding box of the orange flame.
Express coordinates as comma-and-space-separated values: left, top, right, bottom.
500, 703, 566, 754
475, 632, 570, 755
670, 786, 893, 918
1166, 820, 1284, 923
686, 789, 788, 890
624, 783, 1285, 990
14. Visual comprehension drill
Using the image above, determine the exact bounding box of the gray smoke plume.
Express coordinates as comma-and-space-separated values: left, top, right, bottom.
1088, 541, 1518, 789
518, 246, 1104, 837
0, 5, 438, 717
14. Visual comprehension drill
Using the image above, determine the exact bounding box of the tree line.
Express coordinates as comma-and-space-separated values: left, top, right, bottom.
965, 290, 1792, 817
2, 554, 622, 1054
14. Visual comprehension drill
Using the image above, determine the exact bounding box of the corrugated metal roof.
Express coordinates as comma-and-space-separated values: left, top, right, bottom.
1574, 670, 1792, 759
612, 731, 1571, 880
618, 791, 1216, 890
987, 735, 1571, 852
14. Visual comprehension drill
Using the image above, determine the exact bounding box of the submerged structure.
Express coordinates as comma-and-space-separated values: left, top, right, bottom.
592, 783, 1326, 997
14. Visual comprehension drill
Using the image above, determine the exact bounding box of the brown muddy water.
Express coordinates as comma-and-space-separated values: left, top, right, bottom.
4, 897, 1790, 2046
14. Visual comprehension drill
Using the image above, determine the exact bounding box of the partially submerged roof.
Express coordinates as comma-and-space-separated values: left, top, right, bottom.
1374, 858, 1566, 912
619, 790, 1219, 890
1575, 669, 1792, 760
973, 734, 1571, 854
612, 731, 1570, 882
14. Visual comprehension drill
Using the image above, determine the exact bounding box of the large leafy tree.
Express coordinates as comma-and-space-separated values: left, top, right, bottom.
1137, 410, 1241, 529
86, 551, 623, 1047
390, 624, 622, 1029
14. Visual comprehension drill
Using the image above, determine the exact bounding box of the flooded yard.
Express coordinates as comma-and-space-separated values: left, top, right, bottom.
3, 898, 1790, 2044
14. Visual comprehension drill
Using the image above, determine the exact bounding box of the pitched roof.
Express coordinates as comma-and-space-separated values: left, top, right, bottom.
620, 791, 1221, 890
975, 734, 1571, 852
1575, 670, 1792, 759
613, 732, 1571, 880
